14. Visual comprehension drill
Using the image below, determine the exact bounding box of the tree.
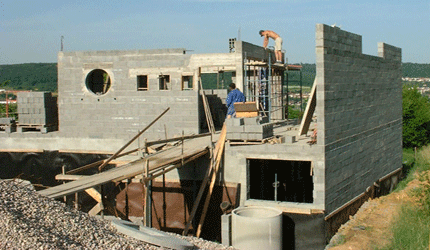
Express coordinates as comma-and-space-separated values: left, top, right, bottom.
402, 84, 430, 148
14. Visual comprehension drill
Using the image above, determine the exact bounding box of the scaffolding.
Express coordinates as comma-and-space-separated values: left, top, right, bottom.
243, 52, 303, 121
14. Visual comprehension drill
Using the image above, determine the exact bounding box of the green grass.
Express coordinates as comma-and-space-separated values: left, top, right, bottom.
379, 147, 430, 249
380, 205, 430, 250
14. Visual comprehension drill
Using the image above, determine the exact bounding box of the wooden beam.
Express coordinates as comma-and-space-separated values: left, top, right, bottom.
298, 79, 317, 136
55, 174, 85, 181
183, 125, 226, 236
196, 124, 227, 237
98, 107, 170, 172
88, 202, 103, 216
85, 188, 102, 203
145, 132, 211, 147
198, 67, 215, 135
66, 148, 139, 175
38, 136, 210, 199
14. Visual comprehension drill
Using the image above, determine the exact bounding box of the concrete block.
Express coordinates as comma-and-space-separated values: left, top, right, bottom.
227, 125, 244, 133
226, 132, 242, 140
243, 116, 267, 125
5, 126, 16, 133
283, 135, 296, 144
226, 118, 244, 126
221, 214, 231, 246
0, 118, 15, 125
243, 124, 263, 133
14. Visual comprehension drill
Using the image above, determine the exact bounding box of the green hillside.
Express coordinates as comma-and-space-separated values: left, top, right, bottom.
402, 63, 430, 78
0, 63, 57, 92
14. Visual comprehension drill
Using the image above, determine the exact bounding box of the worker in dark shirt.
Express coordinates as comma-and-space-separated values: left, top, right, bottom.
226, 83, 245, 118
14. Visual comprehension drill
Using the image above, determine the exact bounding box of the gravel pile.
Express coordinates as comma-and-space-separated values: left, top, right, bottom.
0, 179, 235, 250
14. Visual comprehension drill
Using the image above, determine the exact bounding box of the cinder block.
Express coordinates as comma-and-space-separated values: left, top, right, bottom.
227, 125, 244, 133
5, 126, 16, 133
225, 118, 244, 126
244, 124, 263, 133
226, 132, 241, 140
0, 118, 15, 125
245, 133, 264, 140
283, 135, 296, 144
243, 117, 267, 125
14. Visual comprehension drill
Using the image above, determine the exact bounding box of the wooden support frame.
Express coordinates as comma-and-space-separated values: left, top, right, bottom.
183, 124, 226, 236
196, 124, 227, 237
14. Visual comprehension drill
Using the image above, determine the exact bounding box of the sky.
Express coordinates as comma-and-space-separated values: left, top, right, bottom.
1, 0, 429, 65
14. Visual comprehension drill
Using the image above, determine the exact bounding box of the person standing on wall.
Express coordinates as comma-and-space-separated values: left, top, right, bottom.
226, 83, 245, 118
259, 30, 283, 64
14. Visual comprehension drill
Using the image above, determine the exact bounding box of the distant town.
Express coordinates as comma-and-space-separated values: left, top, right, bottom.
402, 77, 430, 83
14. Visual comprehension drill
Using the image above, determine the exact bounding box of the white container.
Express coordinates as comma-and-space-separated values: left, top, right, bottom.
231, 206, 283, 250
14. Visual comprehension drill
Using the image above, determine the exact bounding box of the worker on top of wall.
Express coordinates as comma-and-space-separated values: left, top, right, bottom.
259, 30, 283, 65
226, 83, 245, 118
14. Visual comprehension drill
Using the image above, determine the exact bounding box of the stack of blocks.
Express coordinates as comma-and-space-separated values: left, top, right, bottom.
226, 116, 273, 141
17, 92, 58, 127
0, 118, 16, 133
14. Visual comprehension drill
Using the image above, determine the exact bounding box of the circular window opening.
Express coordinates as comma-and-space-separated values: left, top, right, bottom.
85, 69, 111, 95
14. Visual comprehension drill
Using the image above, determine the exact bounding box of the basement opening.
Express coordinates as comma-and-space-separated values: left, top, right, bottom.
85, 69, 111, 95
247, 159, 313, 203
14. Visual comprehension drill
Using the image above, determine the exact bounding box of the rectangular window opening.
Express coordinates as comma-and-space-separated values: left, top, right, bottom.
159, 75, 170, 90
137, 75, 148, 91
182, 75, 193, 90
247, 159, 314, 203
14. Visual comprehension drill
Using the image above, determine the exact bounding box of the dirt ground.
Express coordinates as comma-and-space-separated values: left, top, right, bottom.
326, 178, 421, 250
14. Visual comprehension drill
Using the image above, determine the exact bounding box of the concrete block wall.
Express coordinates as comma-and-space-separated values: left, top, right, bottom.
17, 92, 58, 126
58, 49, 204, 141
57, 48, 240, 142
315, 24, 403, 213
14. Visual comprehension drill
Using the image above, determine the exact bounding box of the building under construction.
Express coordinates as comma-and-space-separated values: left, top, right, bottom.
0, 24, 402, 249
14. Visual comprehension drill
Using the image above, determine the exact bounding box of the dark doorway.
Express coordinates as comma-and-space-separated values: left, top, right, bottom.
248, 159, 313, 203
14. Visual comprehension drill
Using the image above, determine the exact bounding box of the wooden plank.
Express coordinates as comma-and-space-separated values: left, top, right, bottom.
85, 188, 102, 203
66, 148, 139, 175
98, 107, 170, 171
236, 111, 259, 118
196, 125, 227, 237
88, 202, 103, 216
199, 79, 215, 134
55, 174, 101, 203
183, 125, 226, 236
298, 79, 317, 136
145, 132, 211, 147
55, 174, 85, 181
38, 136, 211, 199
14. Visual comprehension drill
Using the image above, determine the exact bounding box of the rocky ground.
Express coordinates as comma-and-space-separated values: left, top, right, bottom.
0, 179, 235, 250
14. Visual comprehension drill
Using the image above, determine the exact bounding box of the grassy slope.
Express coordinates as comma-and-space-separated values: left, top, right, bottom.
380, 147, 430, 250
